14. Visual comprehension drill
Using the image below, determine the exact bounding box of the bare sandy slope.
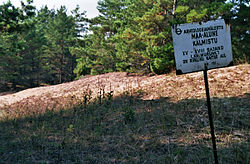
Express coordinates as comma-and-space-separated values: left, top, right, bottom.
0, 72, 163, 108
0, 64, 249, 109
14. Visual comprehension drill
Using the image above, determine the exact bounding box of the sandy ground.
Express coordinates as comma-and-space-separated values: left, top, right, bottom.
0, 72, 164, 108
0, 64, 249, 109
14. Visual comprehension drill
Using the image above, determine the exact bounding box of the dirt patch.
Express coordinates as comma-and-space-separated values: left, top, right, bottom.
0, 64, 249, 109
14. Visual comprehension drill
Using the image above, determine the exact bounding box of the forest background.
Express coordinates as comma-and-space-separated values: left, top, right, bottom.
0, 0, 249, 91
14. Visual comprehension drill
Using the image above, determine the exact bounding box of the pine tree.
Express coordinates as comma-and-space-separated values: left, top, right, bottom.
43, 6, 86, 84
0, 0, 36, 89
229, 0, 250, 63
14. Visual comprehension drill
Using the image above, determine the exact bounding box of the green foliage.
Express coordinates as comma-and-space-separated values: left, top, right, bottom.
0, 2, 21, 32
229, 1, 250, 63
150, 56, 174, 74
73, 57, 92, 77
122, 106, 135, 123
0, 1, 87, 90
175, 5, 189, 14
73, 0, 244, 76
42, 6, 79, 84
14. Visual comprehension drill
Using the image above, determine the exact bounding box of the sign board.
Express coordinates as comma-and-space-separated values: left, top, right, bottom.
172, 19, 233, 75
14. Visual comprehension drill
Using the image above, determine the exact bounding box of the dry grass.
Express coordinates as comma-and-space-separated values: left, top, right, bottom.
0, 64, 249, 163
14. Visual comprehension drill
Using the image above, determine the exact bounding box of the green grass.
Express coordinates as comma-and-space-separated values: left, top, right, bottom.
0, 92, 249, 163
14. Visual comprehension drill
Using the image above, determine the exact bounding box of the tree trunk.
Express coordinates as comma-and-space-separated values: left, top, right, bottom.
59, 44, 64, 84
173, 0, 178, 17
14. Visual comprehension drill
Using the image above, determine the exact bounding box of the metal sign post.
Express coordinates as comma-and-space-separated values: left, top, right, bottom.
171, 19, 234, 164
203, 64, 218, 164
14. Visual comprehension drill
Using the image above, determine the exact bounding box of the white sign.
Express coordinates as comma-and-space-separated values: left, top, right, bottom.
172, 19, 233, 74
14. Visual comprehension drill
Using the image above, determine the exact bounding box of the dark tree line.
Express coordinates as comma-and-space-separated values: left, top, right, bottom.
0, 1, 86, 90
0, 0, 249, 91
